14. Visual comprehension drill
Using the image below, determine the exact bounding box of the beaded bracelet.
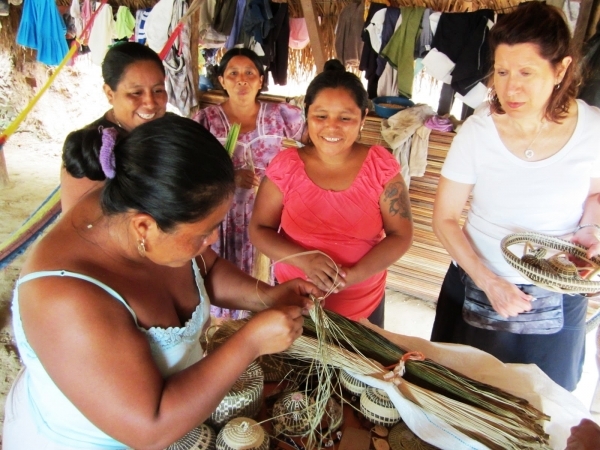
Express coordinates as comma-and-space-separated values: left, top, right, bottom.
574, 223, 600, 233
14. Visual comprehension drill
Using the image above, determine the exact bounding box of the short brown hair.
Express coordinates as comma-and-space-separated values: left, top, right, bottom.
488, 1, 580, 122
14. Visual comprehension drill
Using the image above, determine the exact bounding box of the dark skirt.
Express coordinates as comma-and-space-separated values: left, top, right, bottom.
431, 263, 587, 391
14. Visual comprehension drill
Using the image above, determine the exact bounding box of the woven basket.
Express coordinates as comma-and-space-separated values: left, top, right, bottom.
271, 391, 312, 436
340, 369, 368, 396
216, 417, 269, 450
166, 424, 216, 450
388, 421, 437, 450
360, 387, 401, 427
208, 361, 264, 428
500, 232, 600, 294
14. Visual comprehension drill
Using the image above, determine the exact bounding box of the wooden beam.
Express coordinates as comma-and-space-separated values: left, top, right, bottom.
299, 0, 326, 73
0, 148, 9, 187
574, 0, 595, 50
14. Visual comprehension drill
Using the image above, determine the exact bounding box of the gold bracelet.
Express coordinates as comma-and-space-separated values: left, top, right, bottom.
574, 223, 600, 233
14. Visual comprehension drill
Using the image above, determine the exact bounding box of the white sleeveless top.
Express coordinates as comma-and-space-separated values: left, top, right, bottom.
9, 259, 210, 448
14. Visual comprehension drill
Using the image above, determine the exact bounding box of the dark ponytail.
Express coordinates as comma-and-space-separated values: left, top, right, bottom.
101, 115, 235, 231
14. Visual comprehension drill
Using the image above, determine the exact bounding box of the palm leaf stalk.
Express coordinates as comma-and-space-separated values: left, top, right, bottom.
224, 123, 241, 157
285, 334, 550, 449
302, 310, 549, 428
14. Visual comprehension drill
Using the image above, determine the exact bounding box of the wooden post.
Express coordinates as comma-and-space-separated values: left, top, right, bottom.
0, 148, 9, 187
299, 0, 327, 73
574, 0, 595, 50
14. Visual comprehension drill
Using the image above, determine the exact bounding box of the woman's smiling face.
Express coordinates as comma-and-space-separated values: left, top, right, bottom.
306, 87, 365, 155
104, 59, 168, 132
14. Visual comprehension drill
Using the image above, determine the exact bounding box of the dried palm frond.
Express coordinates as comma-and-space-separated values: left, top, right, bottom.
302, 309, 549, 428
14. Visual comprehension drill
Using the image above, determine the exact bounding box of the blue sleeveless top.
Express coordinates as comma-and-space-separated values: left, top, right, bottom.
10, 259, 210, 448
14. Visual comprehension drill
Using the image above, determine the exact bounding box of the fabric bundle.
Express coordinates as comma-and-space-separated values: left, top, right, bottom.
16, 0, 69, 66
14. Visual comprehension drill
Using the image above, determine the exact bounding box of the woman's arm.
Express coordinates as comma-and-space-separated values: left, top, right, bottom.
249, 177, 343, 292
19, 274, 307, 449
199, 247, 319, 312
571, 178, 600, 258
340, 174, 414, 287
432, 176, 533, 317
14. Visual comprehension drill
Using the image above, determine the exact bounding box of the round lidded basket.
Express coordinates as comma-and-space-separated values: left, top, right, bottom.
340, 369, 368, 397
360, 387, 401, 427
271, 391, 312, 436
216, 417, 269, 450
500, 232, 600, 294
166, 423, 216, 450
388, 421, 438, 450
208, 360, 264, 429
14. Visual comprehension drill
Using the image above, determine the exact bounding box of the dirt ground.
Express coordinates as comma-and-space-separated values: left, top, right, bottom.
0, 55, 109, 440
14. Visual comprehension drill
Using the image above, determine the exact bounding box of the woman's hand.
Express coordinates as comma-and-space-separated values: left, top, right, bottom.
566, 419, 600, 450
296, 253, 346, 293
482, 275, 533, 318
261, 279, 324, 314
571, 227, 600, 259
243, 306, 305, 356
235, 168, 260, 190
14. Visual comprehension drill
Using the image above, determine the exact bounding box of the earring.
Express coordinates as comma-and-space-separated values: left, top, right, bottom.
137, 238, 146, 257
555, 82, 561, 90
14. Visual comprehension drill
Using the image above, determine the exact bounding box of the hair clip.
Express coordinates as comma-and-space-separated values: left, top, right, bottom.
99, 126, 119, 179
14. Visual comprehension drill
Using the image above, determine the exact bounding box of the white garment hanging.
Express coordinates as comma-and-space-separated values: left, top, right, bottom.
88, 3, 114, 65
145, 0, 175, 53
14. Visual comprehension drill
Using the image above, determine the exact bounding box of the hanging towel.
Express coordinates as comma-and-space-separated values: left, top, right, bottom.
145, 0, 175, 53
88, 2, 114, 65
380, 6, 424, 99
335, 1, 365, 68
134, 8, 151, 44
16, 0, 70, 66
289, 18, 309, 50
115, 6, 135, 40
70, 0, 83, 37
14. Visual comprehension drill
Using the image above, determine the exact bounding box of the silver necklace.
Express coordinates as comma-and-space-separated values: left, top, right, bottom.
523, 120, 545, 159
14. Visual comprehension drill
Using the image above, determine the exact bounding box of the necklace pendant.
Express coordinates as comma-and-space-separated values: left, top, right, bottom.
524, 149, 535, 159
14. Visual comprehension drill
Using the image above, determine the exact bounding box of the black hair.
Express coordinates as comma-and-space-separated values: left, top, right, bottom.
102, 42, 165, 91
217, 48, 265, 78
304, 59, 368, 118
65, 115, 235, 231
62, 116, 126, 181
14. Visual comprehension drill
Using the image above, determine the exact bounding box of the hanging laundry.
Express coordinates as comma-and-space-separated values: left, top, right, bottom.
425, 10, 494, 109
380, 6, 425, 99
264, 1, 289, 86
415, 8, 433, 58
88, 2, 114, 65
80, 0, 91, 42
163, 0, 198, 116
359, 1, 386, 98
365, 8, 386, 53
0, 0, 8, 16
198, 0, 228, 48
134, 8, 151, 45
335, 1, 365, 68
145, 0, 175, 53
375, 7, 400, 76
224, 0, 245, 49
70, 0, 83, 37
289, 18, 309, 50
115, 6, 135, 40
241, 0, 273, 48
16, 0, 69, 66
212, 0, 237, 36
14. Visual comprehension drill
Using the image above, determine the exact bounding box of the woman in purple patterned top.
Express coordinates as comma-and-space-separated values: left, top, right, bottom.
193, 48, 304, 320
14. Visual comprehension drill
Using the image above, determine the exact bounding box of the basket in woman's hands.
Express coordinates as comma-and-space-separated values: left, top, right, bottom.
500, 232, 600, 294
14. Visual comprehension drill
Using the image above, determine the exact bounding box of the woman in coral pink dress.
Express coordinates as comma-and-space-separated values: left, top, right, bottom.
194, 48, 304, 320
250, 60, 413, 327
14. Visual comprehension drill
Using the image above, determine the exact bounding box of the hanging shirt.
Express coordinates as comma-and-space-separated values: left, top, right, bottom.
114, 6, 135, 40
88, 2, 114, 65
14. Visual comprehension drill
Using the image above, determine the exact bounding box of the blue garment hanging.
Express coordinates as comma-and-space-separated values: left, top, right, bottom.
16, 0, 69, 66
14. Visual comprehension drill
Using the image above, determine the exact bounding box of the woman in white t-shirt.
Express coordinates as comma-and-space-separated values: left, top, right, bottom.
431, 1, 600, 391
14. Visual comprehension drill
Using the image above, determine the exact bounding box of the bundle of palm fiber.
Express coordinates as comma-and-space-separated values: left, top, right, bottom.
294, 306, 550, 449
207, 306, 551, 449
